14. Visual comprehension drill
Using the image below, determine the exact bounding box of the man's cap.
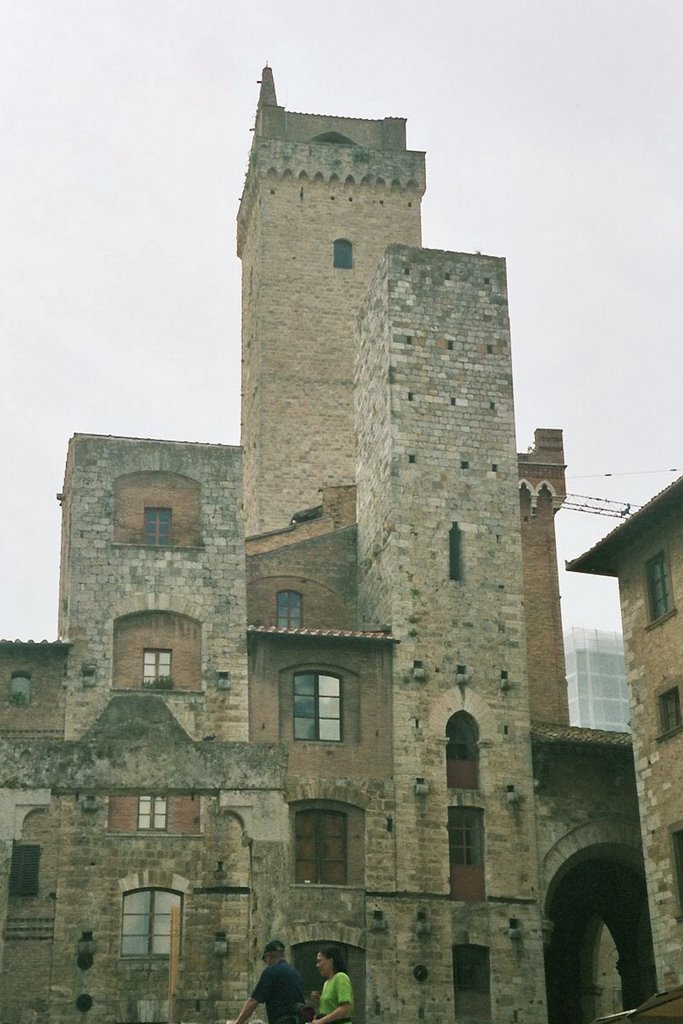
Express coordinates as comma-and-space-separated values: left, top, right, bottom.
262, 939, 285, 959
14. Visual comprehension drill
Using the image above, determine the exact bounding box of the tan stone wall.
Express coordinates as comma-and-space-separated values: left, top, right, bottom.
355, 245, 549, 1022
616, 511, 683, 988
239, 134, 425, 535
58, 435, 248, 743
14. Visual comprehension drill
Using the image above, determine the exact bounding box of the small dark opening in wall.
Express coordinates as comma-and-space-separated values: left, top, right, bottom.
448, 340, 454, 350
408, 392, 414, 401
490, 401, 496, 410
449, 523, 462, 581
408, 454, 416, 463
461, 461, 469, 470
501, 671, 508, 680
408, 201, 412, 207
457, 664, 466, 675
413, 660, 423, 669
450, 397, 456, 406
445, 272, 450, 280
491, 464, 498, 472
484, 277, 490, 284
404, 266, 410, 275
406, 335, 412, 344
487, 345, 493, 354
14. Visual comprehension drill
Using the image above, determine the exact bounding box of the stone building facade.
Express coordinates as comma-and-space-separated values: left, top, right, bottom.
0, 68, 656, 1024
569, 476, 683, 995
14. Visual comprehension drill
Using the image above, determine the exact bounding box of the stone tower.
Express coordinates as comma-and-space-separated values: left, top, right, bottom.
238, 66, 425, 535
356, 245, 548, 1021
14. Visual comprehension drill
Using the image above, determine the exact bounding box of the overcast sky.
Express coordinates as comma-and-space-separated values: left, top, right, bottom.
1, 0, 681, 641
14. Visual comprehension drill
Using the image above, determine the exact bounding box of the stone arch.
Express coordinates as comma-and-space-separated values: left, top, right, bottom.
118, 868, 191, 893
314, 171, 325, 182
286, 777, 370, 810
113, 470, 201, 546
282, 168, 293, 180
298, 170, 309, 181
360, 175, 372, 185
542, 818, 643, 908
266, 167, 278, 178
329, 173, 339, 184
112, 610, 202, 691
376, 176, 386, 187
543, 826, 655, 1023
345, 174, 355, 185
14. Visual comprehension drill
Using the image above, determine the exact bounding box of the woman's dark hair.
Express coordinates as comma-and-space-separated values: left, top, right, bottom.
319, 945, 347, 974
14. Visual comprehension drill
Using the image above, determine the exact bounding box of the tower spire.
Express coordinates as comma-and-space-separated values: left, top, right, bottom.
257, 65, 277, 108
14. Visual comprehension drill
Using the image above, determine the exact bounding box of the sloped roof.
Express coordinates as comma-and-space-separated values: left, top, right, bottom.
247, 625, 397, 643
568, 474, 683, 577
531, 720, 631, 748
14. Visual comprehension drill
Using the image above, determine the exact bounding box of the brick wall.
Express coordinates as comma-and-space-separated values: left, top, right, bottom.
112, 611, 201, 691
113, 471, 201, 546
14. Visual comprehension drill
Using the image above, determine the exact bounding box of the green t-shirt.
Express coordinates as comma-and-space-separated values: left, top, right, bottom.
318, 971, 353, 1020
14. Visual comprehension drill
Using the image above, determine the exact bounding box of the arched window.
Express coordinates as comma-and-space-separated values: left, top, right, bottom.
10, 673, 31, 706
333, 238, 353, 270
121, 888, 181, 956
277, 590, 302, 628
446, 712, 479, 789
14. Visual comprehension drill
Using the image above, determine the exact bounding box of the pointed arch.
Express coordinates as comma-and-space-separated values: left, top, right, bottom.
446, 711, 479, 789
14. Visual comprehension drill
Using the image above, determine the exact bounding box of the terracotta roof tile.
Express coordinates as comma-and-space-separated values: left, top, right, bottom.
531, 720, 631, 747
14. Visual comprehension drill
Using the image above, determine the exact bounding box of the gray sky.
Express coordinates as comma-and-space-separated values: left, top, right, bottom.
1, 0, 681, 641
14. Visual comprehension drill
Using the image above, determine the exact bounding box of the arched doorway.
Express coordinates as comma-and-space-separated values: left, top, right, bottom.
292, 940, 365, 1024
545, 850, 655, 1024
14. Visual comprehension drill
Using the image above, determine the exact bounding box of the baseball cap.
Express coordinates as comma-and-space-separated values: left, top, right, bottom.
262, 939, 285, 960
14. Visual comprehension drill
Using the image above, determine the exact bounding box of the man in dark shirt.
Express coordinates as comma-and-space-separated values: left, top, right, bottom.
227, 939, 304, 1024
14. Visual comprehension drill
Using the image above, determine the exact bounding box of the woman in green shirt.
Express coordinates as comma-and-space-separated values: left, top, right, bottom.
312, 946, 353, 1024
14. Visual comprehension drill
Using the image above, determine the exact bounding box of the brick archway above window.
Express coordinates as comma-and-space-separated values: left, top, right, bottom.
112, 611, 201, 692
114, 471, 201, 547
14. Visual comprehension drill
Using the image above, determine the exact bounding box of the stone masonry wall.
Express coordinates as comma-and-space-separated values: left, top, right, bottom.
355, 245, 549, 1023
239, 134, 424, 535
616, 509, 683, 989
58, 435, 247, 743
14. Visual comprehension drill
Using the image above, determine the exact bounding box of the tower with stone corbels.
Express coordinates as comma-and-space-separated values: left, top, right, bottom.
238, 66, 424, 536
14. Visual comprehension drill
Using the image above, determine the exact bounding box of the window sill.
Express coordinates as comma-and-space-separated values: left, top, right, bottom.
292, 882, 364, 892
645, 607, 677, 631
111, 542, 205, 552
110, 687, 204, 698
657, 723, 683, 744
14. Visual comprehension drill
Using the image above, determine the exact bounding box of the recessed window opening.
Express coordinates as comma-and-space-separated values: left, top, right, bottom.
295, 809, 346, 884
449, 523, 462, 581
10, 673, 31, 705
460, 460, 469, 470
138, 796, 168, 831
143, 649, 172, 685
294, 672, 341, 741
333, 238, 352, 268
144, 507, 171, 546
121, 889, 181, 957
277, 590, 302, 628
660, 687, 681, 733
647, 552, 672, 621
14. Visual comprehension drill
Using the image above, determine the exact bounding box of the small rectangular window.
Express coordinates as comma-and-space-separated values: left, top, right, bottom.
9, 844, 40, 897
660, 687, 681, 734
138, 796, 168, 831
646, 552, 671, 621
277, 590, 302, 628
144, 507, 172, 546
143, 649, 172, 686
295, 810, 346, 885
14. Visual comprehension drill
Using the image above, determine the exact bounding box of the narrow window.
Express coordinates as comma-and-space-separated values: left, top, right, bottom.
144, 507, 172, 546
646, 552, 672, 621
277, 590, 302, 628
449, 523, 462, 581
121, 889, 181, 956
8, 843, 40, 897
10, 673, 31, 705
446, 712, 479, 789
295, 810, 346, 884
293, 673, 341, 741
143, 649, 172, 687
333, 238, 353, 269
660, 687, 682, 734
138, 796, 168, 831
673, 830, 683, 911
448, 808, 485, 900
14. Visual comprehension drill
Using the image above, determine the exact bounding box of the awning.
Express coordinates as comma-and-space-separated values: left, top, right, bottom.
593, 986, 683, 1023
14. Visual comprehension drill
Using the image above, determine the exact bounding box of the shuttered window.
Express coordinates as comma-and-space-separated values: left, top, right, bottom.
9, 844, 40, 897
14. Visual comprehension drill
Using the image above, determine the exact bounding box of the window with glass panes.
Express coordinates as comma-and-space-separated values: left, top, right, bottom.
448, 808, 484, 865
293, 673, 341, 741
121, 889, 180, 956
660, 687, 682, 733
144, 507, 171, 546
646, 552, 671, 621
138, 796, 167, 831
277, 590, 302, 628
143, 649, 172, 683
295, 810, 346, 884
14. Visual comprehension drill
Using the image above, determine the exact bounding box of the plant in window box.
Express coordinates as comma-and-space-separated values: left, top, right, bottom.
144, 676, 174, 691
10, 691, 29, 706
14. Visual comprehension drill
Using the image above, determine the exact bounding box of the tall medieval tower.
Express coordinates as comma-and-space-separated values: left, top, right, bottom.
238, 67, 424, 535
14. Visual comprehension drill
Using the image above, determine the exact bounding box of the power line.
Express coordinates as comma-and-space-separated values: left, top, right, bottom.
568, 468, 679, 480
564, 494, 641, 519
